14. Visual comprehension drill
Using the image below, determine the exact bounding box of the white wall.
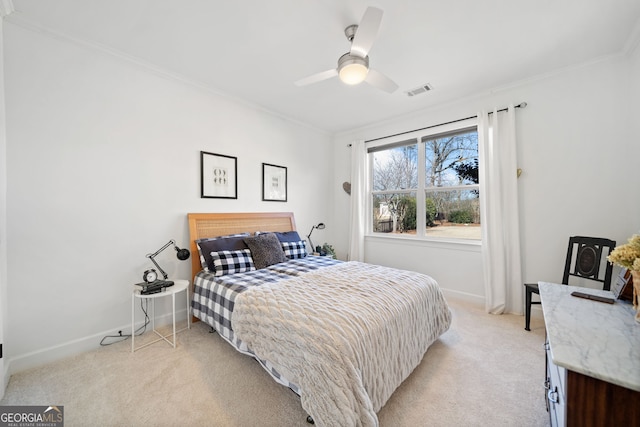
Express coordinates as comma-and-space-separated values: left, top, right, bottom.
331, 54, 640, 307
3, 22, 333, 372
0, 16, 9, 395
631, 42, 640, 171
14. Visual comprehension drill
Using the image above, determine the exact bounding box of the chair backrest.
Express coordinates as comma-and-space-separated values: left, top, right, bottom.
562, 236, 616, 290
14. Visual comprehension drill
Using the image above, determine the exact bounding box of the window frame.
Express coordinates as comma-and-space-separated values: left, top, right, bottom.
367, 118, 480, 243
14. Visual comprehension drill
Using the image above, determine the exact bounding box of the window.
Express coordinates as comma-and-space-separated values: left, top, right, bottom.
370, 126, 480, 240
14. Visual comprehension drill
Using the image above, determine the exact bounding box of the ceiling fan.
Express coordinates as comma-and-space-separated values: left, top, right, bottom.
294, 7, 399, 93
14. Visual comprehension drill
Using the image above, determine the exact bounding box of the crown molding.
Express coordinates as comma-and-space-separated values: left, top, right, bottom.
4, 13, 330, 136
0, 0, 14, 18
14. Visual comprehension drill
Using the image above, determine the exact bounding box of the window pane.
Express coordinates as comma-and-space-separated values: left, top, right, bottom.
423, 131, 478, 187
372, 193, 417, 234
372, 143, 418, 191
425, 188, 481, 240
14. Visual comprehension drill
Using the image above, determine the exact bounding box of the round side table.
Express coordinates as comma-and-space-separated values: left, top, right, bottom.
131, 279, 190, 352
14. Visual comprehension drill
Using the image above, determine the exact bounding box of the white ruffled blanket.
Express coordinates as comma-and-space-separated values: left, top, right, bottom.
232, 261, 452, 427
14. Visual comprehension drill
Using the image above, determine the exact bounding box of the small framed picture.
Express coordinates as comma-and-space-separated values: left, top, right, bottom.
201, 151, 237, 199
262, 163, 287, 202
612, 267, 633, 301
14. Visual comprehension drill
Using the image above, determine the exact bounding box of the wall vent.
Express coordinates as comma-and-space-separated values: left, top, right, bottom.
405, 83, 433, 97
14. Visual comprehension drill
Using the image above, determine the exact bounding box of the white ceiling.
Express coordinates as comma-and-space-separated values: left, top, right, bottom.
7, 0, 640, 133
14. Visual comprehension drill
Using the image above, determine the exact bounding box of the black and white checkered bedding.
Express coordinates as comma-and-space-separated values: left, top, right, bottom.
191, 255, 341, 392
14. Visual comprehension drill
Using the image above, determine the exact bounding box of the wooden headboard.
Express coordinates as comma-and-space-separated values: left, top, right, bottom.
187, 212, 296, 284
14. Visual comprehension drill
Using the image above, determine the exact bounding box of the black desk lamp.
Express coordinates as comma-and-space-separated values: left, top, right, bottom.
307, 223, 325, 253
142, 240, 190, 285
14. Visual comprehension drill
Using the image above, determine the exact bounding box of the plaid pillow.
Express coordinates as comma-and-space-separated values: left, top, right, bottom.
282, 240, 308, 259
211, 249, 256, 277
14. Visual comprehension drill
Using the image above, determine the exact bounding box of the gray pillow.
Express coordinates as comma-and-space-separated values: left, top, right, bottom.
244, 233, 288, 269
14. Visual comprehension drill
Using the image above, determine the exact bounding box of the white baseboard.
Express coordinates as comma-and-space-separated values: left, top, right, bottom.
440, 288, 485, 307
2, 363, 8, 400
6, 308, 189, 376
440, 288, 543, 318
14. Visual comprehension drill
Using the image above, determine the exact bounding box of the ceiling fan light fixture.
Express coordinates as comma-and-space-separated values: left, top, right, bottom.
339, 63, 368, 85
338, 53, 369, 85
294, 8, 397, 92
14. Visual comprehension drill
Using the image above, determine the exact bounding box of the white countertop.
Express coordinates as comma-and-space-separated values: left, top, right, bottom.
539, 281, 640, 392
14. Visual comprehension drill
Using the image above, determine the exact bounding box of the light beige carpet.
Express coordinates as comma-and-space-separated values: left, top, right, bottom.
1, 298, 549, 426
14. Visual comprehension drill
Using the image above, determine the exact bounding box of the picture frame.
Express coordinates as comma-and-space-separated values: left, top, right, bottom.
262, 163, 287, 202
612, 267, 633, 301
201, 151, 237, 199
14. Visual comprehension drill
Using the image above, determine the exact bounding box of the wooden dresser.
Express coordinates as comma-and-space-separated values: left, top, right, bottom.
539, 282, 640, 427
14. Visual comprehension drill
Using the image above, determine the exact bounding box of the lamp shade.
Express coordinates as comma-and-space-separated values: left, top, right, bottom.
339, 63, 368, 85
338, 53, 369, 85
175, 247, 190, 260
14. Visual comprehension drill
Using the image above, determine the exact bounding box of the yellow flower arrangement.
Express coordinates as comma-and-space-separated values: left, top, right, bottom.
608, 234, 640, 322
607, 234, 640, 270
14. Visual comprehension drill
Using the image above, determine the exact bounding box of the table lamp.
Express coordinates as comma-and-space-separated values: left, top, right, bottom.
140, 240, 190, 292
306, 223, 325, 253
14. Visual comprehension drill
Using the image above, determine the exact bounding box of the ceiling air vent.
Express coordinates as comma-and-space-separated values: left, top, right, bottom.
405, 83, 433, 97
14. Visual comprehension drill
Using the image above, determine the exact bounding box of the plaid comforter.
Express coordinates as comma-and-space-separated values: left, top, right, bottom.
191, 255, 341, 391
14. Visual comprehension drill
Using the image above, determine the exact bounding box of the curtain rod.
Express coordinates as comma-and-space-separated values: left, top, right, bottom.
348, 102, 527, 146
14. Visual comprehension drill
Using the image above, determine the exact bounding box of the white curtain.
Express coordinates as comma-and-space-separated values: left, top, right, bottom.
478, 106, 523, 314
348, 140, 366, 261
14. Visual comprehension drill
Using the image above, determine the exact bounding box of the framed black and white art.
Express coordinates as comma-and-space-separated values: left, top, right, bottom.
201, 151, 237, 199
262, 163, 287, 202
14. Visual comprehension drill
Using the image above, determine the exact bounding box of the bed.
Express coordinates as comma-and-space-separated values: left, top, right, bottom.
188, 212, 452, 427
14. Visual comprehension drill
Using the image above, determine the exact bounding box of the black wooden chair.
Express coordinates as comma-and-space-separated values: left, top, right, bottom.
524, 236, 616, 331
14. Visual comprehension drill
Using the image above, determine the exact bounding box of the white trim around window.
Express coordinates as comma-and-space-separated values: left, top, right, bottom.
366, 117, 480, 243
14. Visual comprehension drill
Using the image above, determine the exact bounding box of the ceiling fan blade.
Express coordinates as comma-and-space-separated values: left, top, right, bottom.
365, 69, 399, 93
294, 69, 338, 87
350, 7, 383, 58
